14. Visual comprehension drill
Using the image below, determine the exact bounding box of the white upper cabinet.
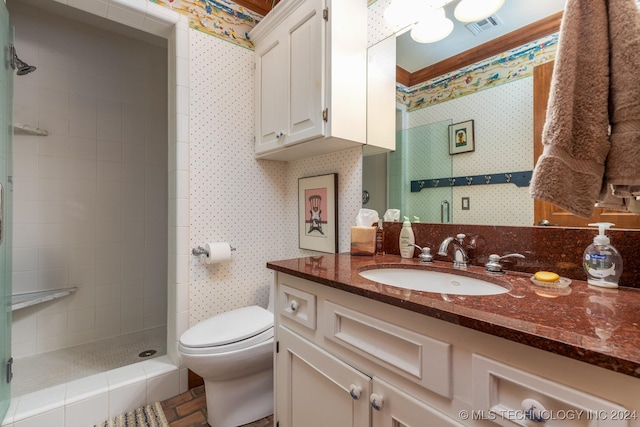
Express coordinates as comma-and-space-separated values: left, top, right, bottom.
365, 35, 397, 156
250, 0, 370, 161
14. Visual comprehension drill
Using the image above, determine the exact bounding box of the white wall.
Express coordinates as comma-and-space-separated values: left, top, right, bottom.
187, 30, 287, 324
187, 30, 363, 324
9, 0, 168, 357
407, 78, 534, 226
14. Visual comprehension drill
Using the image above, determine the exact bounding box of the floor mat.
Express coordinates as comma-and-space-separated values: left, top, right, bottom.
94, 402, 169, 427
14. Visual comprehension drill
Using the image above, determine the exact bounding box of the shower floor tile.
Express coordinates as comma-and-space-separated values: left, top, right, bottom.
12, 327, 166, 397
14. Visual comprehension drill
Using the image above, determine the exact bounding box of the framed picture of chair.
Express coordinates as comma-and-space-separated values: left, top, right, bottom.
298, 173, 338, 253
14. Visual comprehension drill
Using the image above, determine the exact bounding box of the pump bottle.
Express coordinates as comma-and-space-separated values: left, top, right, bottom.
399, 217, 415, 259
583, 222, 623, 288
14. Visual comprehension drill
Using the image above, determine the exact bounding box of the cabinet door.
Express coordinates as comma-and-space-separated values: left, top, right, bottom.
276, 326, 371, 427
255, 28, 286, 154
284, 0, 324, 145
371, 377, 464, 427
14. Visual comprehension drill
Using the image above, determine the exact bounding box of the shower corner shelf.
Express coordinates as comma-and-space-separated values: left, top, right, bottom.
13, 123, 49, 136
11, 287, 77, 311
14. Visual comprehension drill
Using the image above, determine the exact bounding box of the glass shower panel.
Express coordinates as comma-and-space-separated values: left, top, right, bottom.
0, 1, 13, 421
389, 120, 453, 223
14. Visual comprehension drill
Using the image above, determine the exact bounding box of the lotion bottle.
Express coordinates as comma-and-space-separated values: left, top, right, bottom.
399, 217, 415, 259
583, 222, 623, 288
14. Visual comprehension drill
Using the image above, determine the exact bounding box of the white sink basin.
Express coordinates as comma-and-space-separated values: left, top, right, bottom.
358, 268, 509, 296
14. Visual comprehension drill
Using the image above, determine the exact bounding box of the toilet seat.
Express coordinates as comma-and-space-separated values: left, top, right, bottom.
179, 305, 274, 355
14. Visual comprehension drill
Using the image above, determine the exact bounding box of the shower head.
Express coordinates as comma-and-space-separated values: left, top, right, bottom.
10, 46, 36, 76
16, 62, 37, 75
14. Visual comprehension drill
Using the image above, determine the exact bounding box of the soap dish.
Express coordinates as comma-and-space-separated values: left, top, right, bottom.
530, 276, 572, 289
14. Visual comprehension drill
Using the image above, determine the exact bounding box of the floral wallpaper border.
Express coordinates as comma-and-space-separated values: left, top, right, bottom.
398, 33, 559, 112
150, 0, 263, 49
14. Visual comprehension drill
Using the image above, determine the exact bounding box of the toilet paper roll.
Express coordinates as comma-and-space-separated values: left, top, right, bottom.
205, 242, 232, 264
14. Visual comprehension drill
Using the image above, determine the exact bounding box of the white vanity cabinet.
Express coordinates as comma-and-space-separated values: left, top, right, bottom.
276, 326, 371, 427
273, 272, 640, 427
250, 0, 369, 161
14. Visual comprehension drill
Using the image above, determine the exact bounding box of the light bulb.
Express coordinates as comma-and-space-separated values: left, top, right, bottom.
454, 0, 505, 23
410, 8, 454, 43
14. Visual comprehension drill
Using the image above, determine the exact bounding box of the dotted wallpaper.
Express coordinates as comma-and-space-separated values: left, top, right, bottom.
405, 77, 534, 226
367, 0, 397, 48
189, 30, 288, 324
187, 29, 361, 324
287, 148, 363, 257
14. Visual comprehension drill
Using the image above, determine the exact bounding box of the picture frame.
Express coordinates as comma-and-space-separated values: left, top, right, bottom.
449, 120, 475, 155
298, 173, 338, 253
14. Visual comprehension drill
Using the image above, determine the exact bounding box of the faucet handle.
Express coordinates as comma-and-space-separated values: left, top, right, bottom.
456, 233, 466, 243
409, 243, 433, 264
485, 253, 525, 273
408, 244, 434, 263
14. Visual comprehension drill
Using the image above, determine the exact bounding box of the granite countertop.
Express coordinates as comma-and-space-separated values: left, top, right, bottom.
267, 253, 640, 379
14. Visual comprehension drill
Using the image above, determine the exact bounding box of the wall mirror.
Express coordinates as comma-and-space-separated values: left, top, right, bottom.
363, 0, 566, 227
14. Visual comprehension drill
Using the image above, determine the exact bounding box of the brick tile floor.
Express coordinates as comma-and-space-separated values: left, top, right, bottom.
161, 386, 274, 427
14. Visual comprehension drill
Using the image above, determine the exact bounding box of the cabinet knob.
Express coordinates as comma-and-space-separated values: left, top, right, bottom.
349, 384, 362, 400
521, 398, 547, 422
289, 300, 299, 312
276, 131, 285, 139
370, 393, 384, 411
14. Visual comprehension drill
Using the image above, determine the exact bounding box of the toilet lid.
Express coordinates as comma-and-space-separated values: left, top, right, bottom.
180, 305, 273, 348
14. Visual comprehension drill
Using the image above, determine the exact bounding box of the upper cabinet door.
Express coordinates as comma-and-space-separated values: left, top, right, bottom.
286, 1, 324, 145
251, 0, 368, 161
255, 29, 286, 154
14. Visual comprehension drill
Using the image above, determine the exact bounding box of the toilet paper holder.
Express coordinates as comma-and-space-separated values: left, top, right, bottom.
191, 245, 236, 256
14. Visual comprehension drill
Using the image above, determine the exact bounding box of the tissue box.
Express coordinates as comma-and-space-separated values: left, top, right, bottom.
350, 226, 376, 256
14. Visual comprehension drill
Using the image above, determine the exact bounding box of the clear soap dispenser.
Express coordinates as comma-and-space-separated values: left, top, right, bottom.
583, 222, 623, 288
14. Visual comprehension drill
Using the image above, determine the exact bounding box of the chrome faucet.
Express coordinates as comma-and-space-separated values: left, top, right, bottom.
438, 233, 469, 268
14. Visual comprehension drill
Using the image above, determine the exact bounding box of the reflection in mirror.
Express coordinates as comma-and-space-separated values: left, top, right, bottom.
363, 20, 560, 226
363, 36, 538, 226
388, 119, 452, 223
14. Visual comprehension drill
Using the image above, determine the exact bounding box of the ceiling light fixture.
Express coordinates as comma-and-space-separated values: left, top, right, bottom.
410, 8, 454, 43
383, 0, 505, 44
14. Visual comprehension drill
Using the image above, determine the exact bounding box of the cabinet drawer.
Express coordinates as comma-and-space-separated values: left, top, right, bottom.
472, 354, 631, 426
321, 300, 451, 398
278, 283, 316, 330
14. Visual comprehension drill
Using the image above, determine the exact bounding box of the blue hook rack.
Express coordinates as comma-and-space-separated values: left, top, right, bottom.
410, 170, 533, 192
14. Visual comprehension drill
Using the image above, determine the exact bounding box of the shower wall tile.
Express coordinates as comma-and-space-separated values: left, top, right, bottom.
9, 2, 168, 358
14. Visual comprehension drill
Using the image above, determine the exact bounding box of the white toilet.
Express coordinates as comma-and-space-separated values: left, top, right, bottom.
178, 287, 274, 427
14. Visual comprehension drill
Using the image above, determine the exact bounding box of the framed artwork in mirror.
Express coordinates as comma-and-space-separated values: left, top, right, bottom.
298, 173, 338, 253
449, 120, 475, 155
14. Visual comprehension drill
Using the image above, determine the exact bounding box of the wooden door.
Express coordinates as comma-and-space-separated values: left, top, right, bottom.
533, 61, 640, 228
